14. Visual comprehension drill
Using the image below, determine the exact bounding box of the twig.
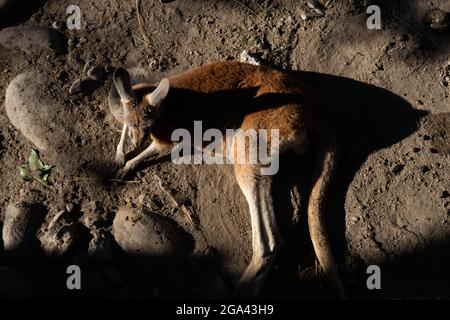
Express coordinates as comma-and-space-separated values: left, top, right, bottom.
181, 204, 196, 229
233, 0, 267, 27
34, 177, 57, 193
63, 177, 141, 184
132, 33, 153, 47
153, 173, 179, 207
153, 173, 197, 228
135, 0, 154, 50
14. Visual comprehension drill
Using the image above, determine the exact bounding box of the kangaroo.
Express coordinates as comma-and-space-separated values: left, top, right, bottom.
108, 61, 345, 299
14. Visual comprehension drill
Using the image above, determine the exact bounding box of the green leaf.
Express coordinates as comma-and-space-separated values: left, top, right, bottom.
17, 165, 32, 181
41, 164, 54, 173
28, 149, 44, 171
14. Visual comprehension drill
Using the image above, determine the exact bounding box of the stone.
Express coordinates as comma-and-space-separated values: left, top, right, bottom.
87, 66, 106, 81
2, 202, 42, 256
5, 71, 76, 152
0, 25, 67, 55
65, 203, 74, 213
37, 210, 79, 258
51, 21, 65, 30
81, 200, 109, 229
5, 71, 110, 173
69, 78, 82, 95
112, 207, 183, 258
88, 229, 112, 263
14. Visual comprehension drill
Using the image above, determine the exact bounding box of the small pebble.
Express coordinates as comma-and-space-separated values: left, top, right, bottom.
149, 58, 159, 71
51, 21, 65, 30
82, 60, 94, 75
300, 10, 308, 21
104, 65, 114, 74
69, 79, 82, 95
87, 66, 106, 81
65, 203, 74, 213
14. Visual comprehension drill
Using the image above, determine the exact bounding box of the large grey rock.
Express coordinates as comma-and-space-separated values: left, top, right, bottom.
37, 210, 79, 258
2, 202, 42, 257
5, 71, 75, 152
112, 207, 183, 258
5, 71, 111, 173
0, 25, 67, 55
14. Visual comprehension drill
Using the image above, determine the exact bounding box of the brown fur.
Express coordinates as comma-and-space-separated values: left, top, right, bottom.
112, 61, 345, 298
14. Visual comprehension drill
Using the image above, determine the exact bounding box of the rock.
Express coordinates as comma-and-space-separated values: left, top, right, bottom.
240, 50, 262, 66
0, 266, 35, 298
104, 65, 114, 74
149, 58, 159, 71
82, 59, 94, 75
0, 25, 67, 55
423, 9, 449, 34
37, 210, 79, 258
5, 71, 108, 172
81, 201, 109, 229
69, 78, 82, 95
88, 229, 112, 263
87, 66, 106, 81
2, 202, 42, 258
5, 71, 77, 153
112, 207, 183, 258
51, 21, 65, 30
65, 203, 74, 213
69, 78, 101, 95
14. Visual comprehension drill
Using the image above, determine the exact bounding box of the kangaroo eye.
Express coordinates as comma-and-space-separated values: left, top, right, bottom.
143, 108, 152, 118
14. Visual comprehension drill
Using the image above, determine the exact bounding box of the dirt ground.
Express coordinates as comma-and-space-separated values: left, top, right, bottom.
0, 0, 449, 299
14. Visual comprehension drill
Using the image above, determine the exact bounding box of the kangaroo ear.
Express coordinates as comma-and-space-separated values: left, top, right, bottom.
113, 67, 135, 102
146, 78, 170, 107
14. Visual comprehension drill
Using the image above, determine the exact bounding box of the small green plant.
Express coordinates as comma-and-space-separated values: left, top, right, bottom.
17, 149, 55, 188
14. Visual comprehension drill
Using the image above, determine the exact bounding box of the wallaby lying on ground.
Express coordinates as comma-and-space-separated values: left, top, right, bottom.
108, 61, 345, 299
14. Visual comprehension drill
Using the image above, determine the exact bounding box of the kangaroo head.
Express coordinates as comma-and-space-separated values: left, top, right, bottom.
113, 67, 170, 147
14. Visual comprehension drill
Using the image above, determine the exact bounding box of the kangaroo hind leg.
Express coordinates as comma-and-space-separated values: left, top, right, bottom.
233, 163, 283, 298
